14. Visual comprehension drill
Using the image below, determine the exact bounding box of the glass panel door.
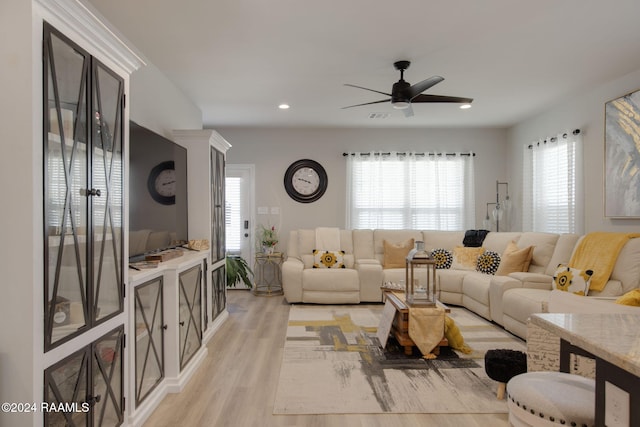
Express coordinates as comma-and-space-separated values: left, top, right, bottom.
44, 25, 90, 349
211, 265, 226, 321
134, 277, 164, 405
92, 61, 124, 324
44, 349, 90, 426
179, 264, 202, 369
92, 327, 124, 426
210, 147, 225, 262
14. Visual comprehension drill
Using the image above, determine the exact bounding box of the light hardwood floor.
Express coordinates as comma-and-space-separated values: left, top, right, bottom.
143, 290, 509, 427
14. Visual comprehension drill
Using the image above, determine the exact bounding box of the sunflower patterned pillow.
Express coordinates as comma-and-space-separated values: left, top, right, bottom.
553, 264, 594, 295
312, 250, 346, 269
476, 251, 501, 275
431, 248, 453, 269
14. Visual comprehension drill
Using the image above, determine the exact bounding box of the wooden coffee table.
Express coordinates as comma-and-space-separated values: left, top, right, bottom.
383, 291, 450, 356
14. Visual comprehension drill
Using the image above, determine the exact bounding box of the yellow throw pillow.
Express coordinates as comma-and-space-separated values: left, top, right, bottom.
451, 246, 485, 271
615, 289, 640, 306
495, 241, 534, 276
383, 238, 414, 269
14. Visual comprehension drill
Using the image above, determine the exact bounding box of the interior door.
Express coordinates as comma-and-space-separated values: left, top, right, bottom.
225, 165, 255, 289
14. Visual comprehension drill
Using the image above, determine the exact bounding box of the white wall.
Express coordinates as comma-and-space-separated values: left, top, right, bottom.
129, 62, 202, 139
0, 2, 38, 425
218, 127, 508, 252
507, 67, 640, 233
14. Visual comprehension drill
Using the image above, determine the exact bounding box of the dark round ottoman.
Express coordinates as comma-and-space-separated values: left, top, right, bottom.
484, 349, 527, 399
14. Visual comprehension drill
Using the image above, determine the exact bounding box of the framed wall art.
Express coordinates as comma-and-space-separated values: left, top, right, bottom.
604, 88, 640, 218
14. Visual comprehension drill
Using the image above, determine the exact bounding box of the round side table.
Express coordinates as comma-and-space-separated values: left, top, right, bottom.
253, 252, 284, 296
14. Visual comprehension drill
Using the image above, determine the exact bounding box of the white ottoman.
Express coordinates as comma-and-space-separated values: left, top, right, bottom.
507, 371, 595, 427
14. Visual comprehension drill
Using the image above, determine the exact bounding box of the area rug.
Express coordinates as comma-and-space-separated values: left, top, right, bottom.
273, 304, 525, 415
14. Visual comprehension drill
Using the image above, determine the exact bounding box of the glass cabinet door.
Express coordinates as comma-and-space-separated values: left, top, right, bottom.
44, 25, 90, 349
210, 147, 225, 262
92, 327, 124, 427
44, 326, 124, 427
91, 60, 124, 323
43, 23, 124, 351
134, 277, 164, 405
44, 349, 90, 426
179, 264, 202, 370
211, 265, 226, 322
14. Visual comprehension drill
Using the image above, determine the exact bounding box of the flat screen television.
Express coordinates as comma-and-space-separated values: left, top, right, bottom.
128, 121, 188, 261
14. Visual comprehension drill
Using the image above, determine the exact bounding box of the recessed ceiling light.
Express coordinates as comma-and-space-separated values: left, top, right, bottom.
460, 104, 472, 109
278, 103, 290, 110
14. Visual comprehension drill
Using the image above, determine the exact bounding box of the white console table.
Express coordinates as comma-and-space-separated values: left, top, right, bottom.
530, 313, 640, 427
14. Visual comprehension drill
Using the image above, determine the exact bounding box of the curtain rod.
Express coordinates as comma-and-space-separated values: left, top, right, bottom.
342, 152, 475, 157
527, 128, 581, 149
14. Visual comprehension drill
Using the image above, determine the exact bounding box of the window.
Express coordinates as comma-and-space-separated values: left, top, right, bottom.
346, 152, 475, 230
522, 132, 583, 233
225, 176, 242, 254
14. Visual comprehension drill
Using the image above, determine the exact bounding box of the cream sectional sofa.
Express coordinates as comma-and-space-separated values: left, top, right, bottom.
282, 229, 640, 339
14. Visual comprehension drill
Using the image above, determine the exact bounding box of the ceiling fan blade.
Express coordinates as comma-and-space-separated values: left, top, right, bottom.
411, 94, 474, 104
402, 105, 414, 118
407, 76, 444, 100
344, 84, 392, 97
341, 99, 391, 109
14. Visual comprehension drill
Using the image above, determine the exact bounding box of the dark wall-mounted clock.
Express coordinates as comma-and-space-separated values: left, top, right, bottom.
284, 159, 328, 203
147, 160, 176, 205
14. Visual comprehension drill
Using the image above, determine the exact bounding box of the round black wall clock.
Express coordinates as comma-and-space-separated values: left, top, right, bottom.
147, 160, 176, 205
284, 159, 328, 203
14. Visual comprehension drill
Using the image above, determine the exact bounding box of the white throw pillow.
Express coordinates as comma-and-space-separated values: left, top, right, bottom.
553, 264, 594, 295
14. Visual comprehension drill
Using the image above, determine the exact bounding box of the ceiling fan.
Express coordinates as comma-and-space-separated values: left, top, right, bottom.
342, 60, 473, 117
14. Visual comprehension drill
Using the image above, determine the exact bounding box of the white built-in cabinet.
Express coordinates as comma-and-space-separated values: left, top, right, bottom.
35, 2, 230, 426
39, 1, 141, 425
173, 130, 231, 340
126, 251, 208, 426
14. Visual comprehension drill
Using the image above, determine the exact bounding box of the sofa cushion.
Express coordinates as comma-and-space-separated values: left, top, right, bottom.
476, 251, 501, 275
553, 264, 593, 295
496, 241, 534, 276
431, 248, 453, 269
517, 232, 559, 274
312, 250, 346, 269
374, 230, 423, 263
302, 268, 359, 292
544, 233, 581, 276
383, 238, 414, 268
422, 230, 466, 252
482, 232, 522, 254
610, 237, 640, 294
451, 246, 485, 270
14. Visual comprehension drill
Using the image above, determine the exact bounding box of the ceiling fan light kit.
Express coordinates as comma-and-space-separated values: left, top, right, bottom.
343, 60, 473, 117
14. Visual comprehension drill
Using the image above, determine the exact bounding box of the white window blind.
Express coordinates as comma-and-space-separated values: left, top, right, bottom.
225, 176, 242, 253
522, 131, 583, 233
346, 152, 475, 230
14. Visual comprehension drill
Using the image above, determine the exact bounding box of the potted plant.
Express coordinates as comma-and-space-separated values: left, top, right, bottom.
259, 224, 278, 254
226, 255, 253, 289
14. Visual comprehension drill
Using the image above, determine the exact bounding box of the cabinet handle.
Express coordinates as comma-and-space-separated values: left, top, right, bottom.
84, 188, 101, 197
162, 324, 168, 330
86, 394, 101, 407
179, 321, 185, 326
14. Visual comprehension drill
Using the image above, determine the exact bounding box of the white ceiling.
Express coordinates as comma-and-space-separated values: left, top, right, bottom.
86, 0, 640, 129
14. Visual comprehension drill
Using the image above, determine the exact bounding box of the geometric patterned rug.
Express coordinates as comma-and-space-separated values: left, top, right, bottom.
273, 304, 525, 414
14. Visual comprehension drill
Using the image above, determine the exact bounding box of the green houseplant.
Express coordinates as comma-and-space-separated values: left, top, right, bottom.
226, 255, 254, 288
